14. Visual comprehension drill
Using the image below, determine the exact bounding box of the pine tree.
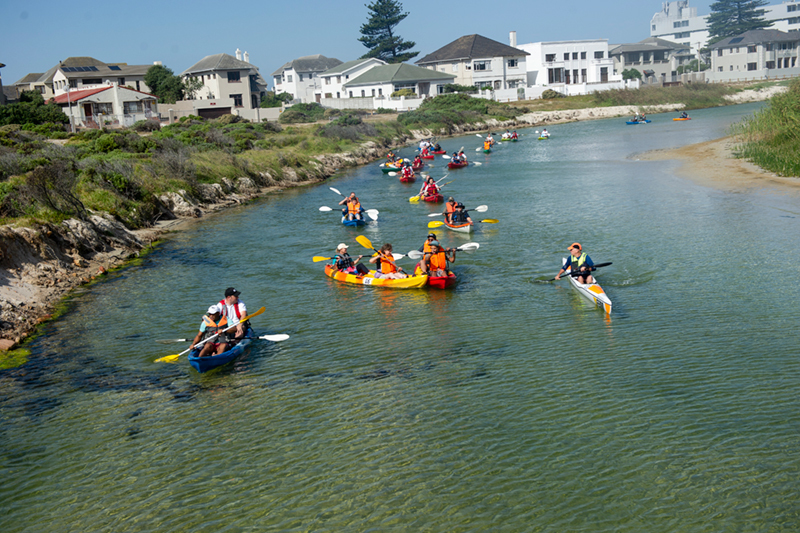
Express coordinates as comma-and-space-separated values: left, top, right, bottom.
707, 0, 772, 44
358, 0, 418, 63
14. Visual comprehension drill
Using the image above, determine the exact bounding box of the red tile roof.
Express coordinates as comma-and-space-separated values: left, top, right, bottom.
52, 86, 111, 104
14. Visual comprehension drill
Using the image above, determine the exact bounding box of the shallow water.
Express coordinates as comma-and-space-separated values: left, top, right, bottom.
3, 103, 800, 532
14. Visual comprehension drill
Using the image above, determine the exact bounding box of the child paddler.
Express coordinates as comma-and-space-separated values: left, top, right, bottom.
190, 308, 230, 357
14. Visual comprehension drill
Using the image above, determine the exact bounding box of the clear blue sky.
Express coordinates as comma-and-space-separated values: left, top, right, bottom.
1, 0, 717, 87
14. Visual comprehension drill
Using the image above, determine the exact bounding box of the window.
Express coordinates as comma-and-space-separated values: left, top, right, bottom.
336, 92, 340, 98
547, 68, 562, 84
96, 102, 113, 115
299, 74, 303, 81
573, 69, 579, 83
572, 52, 578, 60
473, 60, 491, 71
378, 88, 382, 96
325, 77, 331, 85
135, 81, 140, 91
730, 65, 734, 71
565, 70, 571, 84
581, 52, 586, 59
507, 58, 518, 68
675, 32, 690, 39
287, 75, 292, 83
766, 43, 774, 51
790, 17, 800, 24
747, 63, 757, 71
600, 66, 608, 82
718, 48, 723, 56
361, 90, 365, 97
594, 51, 604, 59
673, 21, 681, 28
230, 94, 243, 107
475, 81, 492, 89
789, 4, 798, 11
118, 77, 125, 86
735, 47, 740, 53
766, 61, 776, 69
507, 80, 518, 88
82, 78, 102, 85
228, 71, 241, 82
581, 68, 587, 80
747, 45, 757, 53
546, 54, 556, 62
349, 91, 353, 97
123, 101, 144, 114
652, 24, 656, 31
336, 76, 341, 83
718, 66, 723, 72
275, 76, 281, 85
563, 53, 569, 60
371, 89, 375, 96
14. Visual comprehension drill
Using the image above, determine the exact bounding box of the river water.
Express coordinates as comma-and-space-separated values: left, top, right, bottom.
3, 103, 800, 532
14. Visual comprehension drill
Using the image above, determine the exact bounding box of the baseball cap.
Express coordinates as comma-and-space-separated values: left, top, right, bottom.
430, 240, 440, 247
337, 243, 348, 250
224, 287, 241, 297
207, 305, 219, 314
569, 243, 582, 251
427, 233, 437, 238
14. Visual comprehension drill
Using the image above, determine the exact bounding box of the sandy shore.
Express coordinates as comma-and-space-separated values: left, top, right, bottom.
637, 136, 800, 193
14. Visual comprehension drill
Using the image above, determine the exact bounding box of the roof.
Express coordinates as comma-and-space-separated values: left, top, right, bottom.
51, 86, 157, 104
711, 29, 799, 49
320, 58, 383, 77
14, 72, 44, 85
610, 37, 689, 55
343, 63, 456, 87
416, 34, 529, 64
271, 54, 342, 76
182, 53, 257, 75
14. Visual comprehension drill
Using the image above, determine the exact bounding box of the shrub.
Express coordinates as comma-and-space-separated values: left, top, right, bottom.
95, 134, 120, 153
324, 108, 342, 119
391, 88, 416, 97
375, 108, 394, 114
622, 68, 642, 80
442, 84, 479, 94
23, 161, 88, 219
215, 114, 246, 125
279, 103, 326, 124
541, 89, 565, 99
260, 91, 294, 108
132, 119, 161, 132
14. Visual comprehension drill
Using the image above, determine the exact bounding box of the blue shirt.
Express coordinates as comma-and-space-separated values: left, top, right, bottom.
565, 254, 593, 271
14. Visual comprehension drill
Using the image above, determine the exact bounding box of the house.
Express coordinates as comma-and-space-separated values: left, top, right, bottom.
708, 29, 800, 81
15, 57, 153, 101
181, 50, 268, 117
0, 62, 5, 105
342, 63, 456, 101
272, 54, 343, 103
52, 85, 157, 129
319, 58, 386, 99
520, 39, 622, 91
609, 37, 694, 84
415, 33, 529, 91
650, 0, 800, 53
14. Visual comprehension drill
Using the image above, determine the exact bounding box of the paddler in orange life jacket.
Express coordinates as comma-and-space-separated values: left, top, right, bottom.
338, 191, 364, 221
422, 240, 455, 277
387, 150, 397, 162
443, 197, 456, 223
369, 243, 408, 279
555, 242, 595, 284
190, 307, 229, 357
483, 139, 492, 151
208, 287, 248, 344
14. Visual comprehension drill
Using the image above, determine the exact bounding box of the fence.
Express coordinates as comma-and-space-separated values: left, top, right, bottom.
69, 110, 157, 130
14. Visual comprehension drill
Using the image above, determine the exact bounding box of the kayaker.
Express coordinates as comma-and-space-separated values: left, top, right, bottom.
387, 151, 397, 162
486, 133, 495, 145
458, 150, 467, 163
418, 232, 438, 254
421, 145, 431, 157
338, 192, 364, 221
502, 130, 511, 140
443, 197, 456, 223
541, 128, 550, 138
190, 308, 230, 357
418, 176, 439, 198
451, 203, 473, 225
483, 139, 492, 151
680, 111, 688, 119
369, 243, 408, 279
401, 163, 414, 180
422, 241, 455, 277
555, 242, 595, 284
331, 243, 369, 276
413, 154, 423, 168
208, 287, 248, 342
451, 151, 460, 163
511, 130, 518, 140
433, 142, 442, 152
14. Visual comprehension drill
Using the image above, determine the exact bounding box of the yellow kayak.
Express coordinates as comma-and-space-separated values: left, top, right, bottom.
325, 265, 428, 289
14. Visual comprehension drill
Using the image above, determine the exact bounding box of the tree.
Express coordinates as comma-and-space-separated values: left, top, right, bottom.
707, 0, 772, 44
0, 90, 68, 126
260, 91, 294, 108
622, 68, 643, 80
358, 0, 418, 63
144, 65, 185, 104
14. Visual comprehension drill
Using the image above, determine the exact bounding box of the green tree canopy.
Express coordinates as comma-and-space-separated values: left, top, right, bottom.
0, 90, 68, 126
144, 65, 186, 104
707, 0, 772, 44
622, 68, 642, 80
358, 0, 418, 63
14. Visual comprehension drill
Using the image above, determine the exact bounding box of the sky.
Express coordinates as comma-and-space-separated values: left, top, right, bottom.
1, 0, 718, 87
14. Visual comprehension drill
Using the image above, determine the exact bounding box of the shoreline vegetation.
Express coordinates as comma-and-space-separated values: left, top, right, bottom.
0, 80, 794, 358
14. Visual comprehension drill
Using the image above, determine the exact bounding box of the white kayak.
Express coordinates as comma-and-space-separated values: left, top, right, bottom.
562, 258, 612, 314
444, 221, 473, 233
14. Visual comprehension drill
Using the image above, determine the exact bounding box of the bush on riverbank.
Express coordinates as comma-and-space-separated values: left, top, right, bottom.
592, 83, 735, 110
398, 93, 525, 133
731, 78, 800, 177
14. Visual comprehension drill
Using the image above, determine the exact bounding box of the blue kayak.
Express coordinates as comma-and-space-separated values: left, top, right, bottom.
626, 120, 651, 125
342, 216, 366, 227
188, 329, 254, 373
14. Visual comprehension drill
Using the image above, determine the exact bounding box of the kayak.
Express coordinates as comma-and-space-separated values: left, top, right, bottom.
482, 148, 491, 153
538, 136, 550, 140
412, 161, 424, 171
423, 193, 443, 203
673, 117, 691, 121
562, 258, 612, 314
428, 271, 457, 289
444, 221, 473, 233
448, 161, 469, 169
381, 165, 402, 173
399, 175, 416, 183
342, 216, 367, 227
626, 120, 651, 125
431, 150, 446, 154
188, 329, 254, 373
324, 264, 428, 289
421, 154, 435, 160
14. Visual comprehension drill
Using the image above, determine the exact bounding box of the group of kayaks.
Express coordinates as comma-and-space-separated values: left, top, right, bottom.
627, 114, 692, 125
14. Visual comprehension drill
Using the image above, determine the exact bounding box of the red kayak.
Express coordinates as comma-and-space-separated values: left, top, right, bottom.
431, 150, 446, 155
400, 175, 416, 183
421, 154, 435, 160
412, 161, 424, 171
447, 161, 468, 170
423, 193, 443, 203
428, 271, 457, 289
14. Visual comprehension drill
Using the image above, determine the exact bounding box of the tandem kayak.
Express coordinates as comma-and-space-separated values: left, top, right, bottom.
381, 165, 402, 173
428, 271, 457, 289
423, 193, 444, 203
673, 117, 691, 121
431, 150, 446, 154
444, 221, 473, 233
188, 329, 254, 373
399, 175, 416, 183
412, 162, 424, 171
448, 161, 469, 169
562, 258, 612, 314
342, 216, 367, 227
325, 264, 428, 289
626, 120, 651, 125
421, 154, 435, 160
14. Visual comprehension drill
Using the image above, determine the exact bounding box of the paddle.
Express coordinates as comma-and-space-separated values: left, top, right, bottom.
406, 242, 480, 260
319, 205, 379, 221
428, 205, 488, 217
313, 250, 403, 262
427, 219, 498, 228
355, 235, 408, 272
155, 307, 266, 363
158, 333, 289, 344
546, 262, 613, 282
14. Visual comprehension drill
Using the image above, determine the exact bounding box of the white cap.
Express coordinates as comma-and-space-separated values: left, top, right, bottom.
337, 243, 348, 250
207, 305, 219, 314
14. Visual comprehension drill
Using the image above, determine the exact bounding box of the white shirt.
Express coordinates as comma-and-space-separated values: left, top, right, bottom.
210, 299, 247, 326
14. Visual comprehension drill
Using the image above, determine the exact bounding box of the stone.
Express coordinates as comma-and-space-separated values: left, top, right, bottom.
235, 177, 258, 194
0, 339, 15, 351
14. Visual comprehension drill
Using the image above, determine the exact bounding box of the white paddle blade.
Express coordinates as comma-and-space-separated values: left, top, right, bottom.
472, 162, 482, 166
473, 205, 488, 212
366, 209, 379, 221
475, 134, 483, 138
441, 154, 450, 159
388, 172, 397, 176
475, 147, 482, 152
392, 253, 404, 261
259, 334, 290, 342
407, 250, 423, 260
459, 242, 480, 251
319, 206, 333, 211
329, 187, 342, 196
428, 212, 443, 217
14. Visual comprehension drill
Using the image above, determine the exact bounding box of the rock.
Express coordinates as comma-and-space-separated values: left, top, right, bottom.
221, 178, 235, 193
73, 257, 87, 268
159, 191, 201, 218
0, 339, 15, 351
97, 266, 107, 275
235, 177, 258, 194
195, 183, 225, 203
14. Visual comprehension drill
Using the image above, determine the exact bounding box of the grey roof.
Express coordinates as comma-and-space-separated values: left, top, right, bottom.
343, 63, 456, 87
416, 34, 529, 64
320, 58, 383, 77
271, 54, 342, 76
610, 37, 689, 55
14, 72, 44, 85
182, 53, 258, 75
15, 57, 152, 86
711, 29, 799, 49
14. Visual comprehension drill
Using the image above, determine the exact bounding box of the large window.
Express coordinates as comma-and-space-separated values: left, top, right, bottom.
96, 103, 113, 115
674, 32, 690, 39
747, 63, 757, 71
563, 53, 569, 61
473, 61, 491, 71
545, 54, 556, 62
718, 48, 723, 56
789, 4, 798, 11
747, 45, 757, 53
507, 58, 518, 68
475, 81, 492, 89
227, 71, 241, 83
274, 76, 281, 85
230, 94, 243, 107
594, 51, 604, 59
123, 101, 144, 114
766, 61, 776, 69
790, 17, 800, 24
581, 51, 587, 60
82, 78, 102, 85
572, 52, 578, 60
600, 67, 608, 82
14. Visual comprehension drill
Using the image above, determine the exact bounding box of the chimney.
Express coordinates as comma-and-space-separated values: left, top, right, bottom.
153, 61, 162, 66
510, 31, 517, 48
244, 51, 250, 63
236, 48, 242, 61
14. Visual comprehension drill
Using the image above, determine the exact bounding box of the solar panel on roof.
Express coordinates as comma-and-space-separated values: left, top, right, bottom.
108, 65, 121, 71
730, 37, 744, 44
90, 66, 98, 71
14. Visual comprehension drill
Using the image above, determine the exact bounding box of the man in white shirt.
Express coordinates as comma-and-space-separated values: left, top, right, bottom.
211, 288, 248, 340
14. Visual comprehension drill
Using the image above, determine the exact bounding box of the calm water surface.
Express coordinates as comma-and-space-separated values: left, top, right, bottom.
3, 103, 800, 532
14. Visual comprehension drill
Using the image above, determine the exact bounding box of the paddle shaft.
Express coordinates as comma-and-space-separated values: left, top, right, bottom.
550, 263, 612, 281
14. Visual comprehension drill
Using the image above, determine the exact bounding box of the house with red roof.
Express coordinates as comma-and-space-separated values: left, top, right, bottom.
52, 85, 157, 129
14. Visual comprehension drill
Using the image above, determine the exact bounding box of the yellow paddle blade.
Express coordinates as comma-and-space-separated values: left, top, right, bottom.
428, 220, 445, 228
481, 219, 499, 223
154, 353, 181, 363
355, 235, 374, 250
409, 195, 420, 203
312, 256, 332, 262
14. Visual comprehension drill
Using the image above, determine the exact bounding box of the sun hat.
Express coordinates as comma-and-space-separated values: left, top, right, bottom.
569, 243, 582, 251
337, 243, 348, 250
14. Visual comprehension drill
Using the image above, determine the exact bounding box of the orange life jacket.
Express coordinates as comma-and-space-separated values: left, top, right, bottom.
445, 201, 456, 214
484, 141, 491, 150
347, 198, 361, 215
423, 241, 433, 253
203, 315, 228, 329
429, 251, 447, 271
380, 252, 397, 274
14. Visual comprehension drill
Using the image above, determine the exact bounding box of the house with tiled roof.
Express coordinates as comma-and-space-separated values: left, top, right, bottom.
319, 58, 386, 99
709, 29, 800, 82
609, 37, 693, 84
181, 50, 268, 114
52, 85, 157, 129
416, 33, 529, 91
272, 54, 343, 103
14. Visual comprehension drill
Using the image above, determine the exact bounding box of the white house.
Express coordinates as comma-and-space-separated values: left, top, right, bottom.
708, 29, 800, 81
52, 86, 157, 129
319, 58, 386, 99
343, 63, 455, 99
180, 50, 269, 118
518, 39, 624, 94
272, 54, 343, 103
416, 33, 529, 91
609, 37, 695, 84
651, 0, 800, 53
